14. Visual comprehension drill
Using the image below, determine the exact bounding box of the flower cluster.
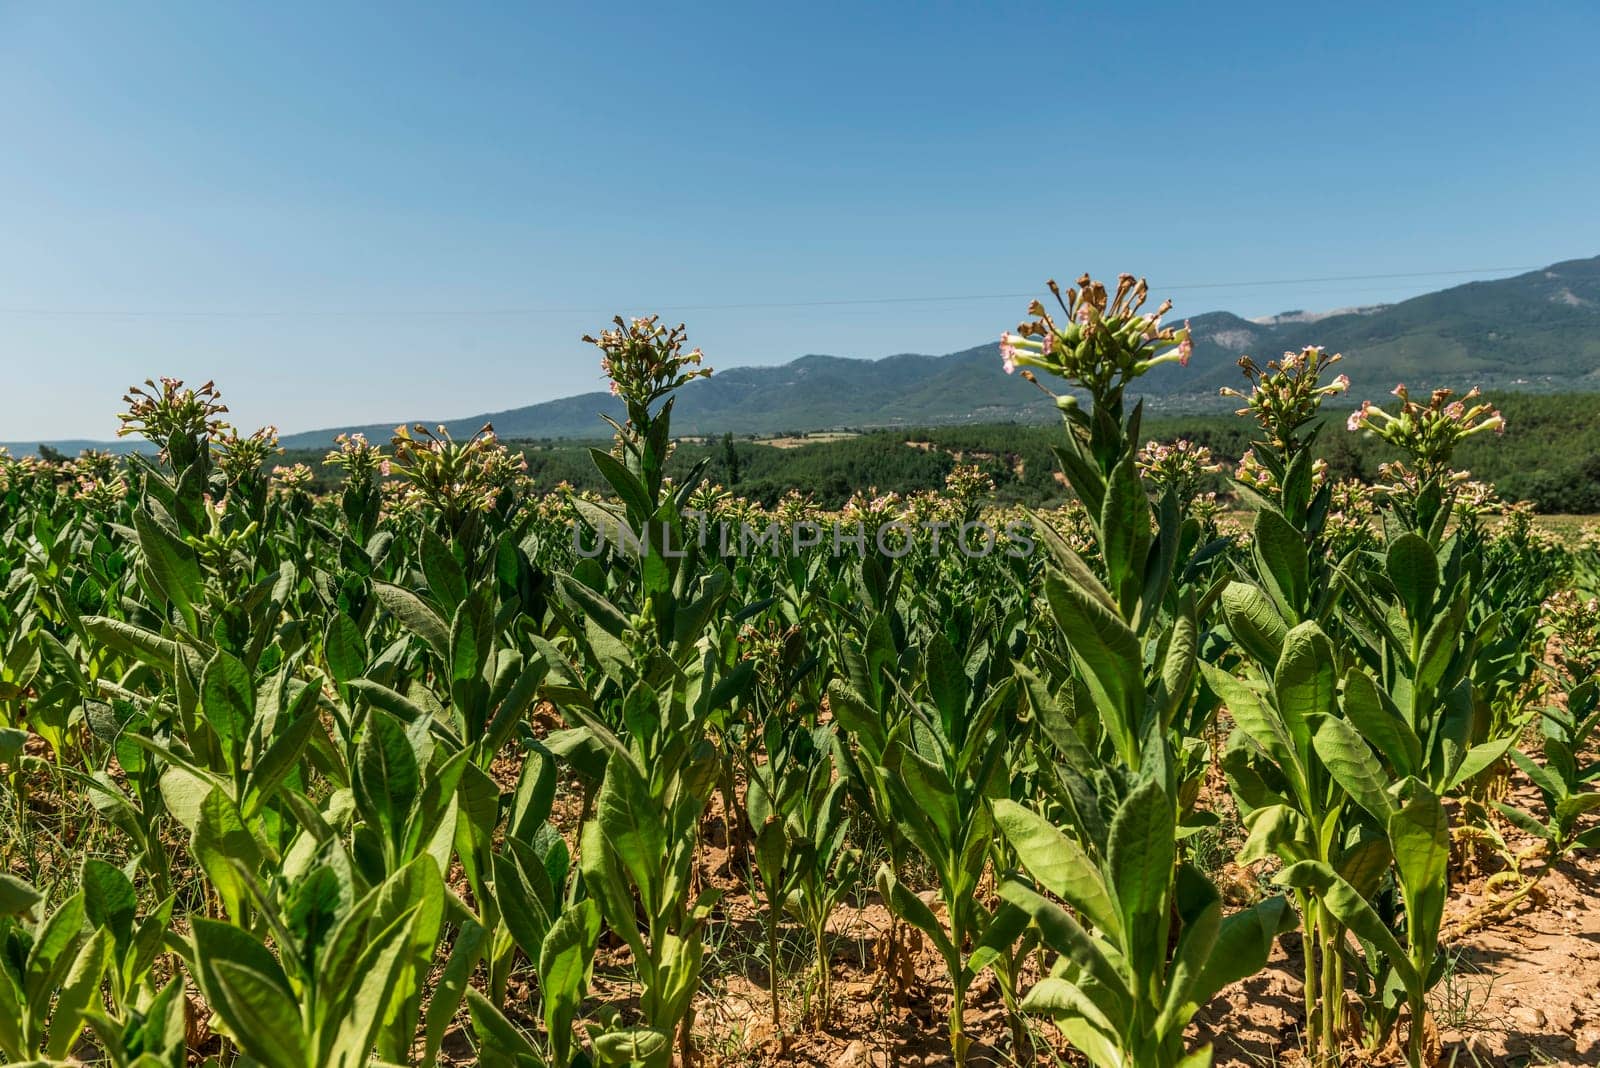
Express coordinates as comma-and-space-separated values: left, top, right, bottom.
1324, 479, 1377, 556
1497, 500, 1549, 552
1220, 347, 1350, 454
117, 378, 230, 457
1001, 274, 1191, 402
1370, 460, 1469, 505
1136, 439, 1223, 504
1452, 479, 1503, 522
1189, 491, 1225, 533
1542, 588, 1600, 683
942, 463, 995, 522
585, 316, 711, 410
1235, 447, 1326, 494
271, 463, 316, 493
323, 433, 390, 491
1046, 499, 1099, 559
774, 490, 813, 528
389, 423, 528, 521
213, 425, 281, 486
73, 473, 129, 509
72, 449, 121, 482
686, 481, 732, 516
841, 489, 904, 531
0, 451, 63, 495
1347, 385, 1504, 477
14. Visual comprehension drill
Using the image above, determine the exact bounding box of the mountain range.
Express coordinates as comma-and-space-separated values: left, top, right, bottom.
8, 255, 1600, 453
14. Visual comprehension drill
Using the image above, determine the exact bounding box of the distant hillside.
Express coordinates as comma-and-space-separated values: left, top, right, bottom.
1139, 254, 1600, 397
9, 254, 1599, 455
275, 254, 1600, 447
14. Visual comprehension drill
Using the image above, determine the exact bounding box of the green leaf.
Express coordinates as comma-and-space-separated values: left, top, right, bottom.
425, 921, 484, 1064
541, 899, 602, 1066
201, 649, 254, 771
1238, 805, 1313, 866
324, 613, 368, 685
1101, 456, 1153, 608
992, 799, 1120, 938
998, 880, 1131, 1015
355, 710, 421, 848
1220, 581, 1289, 668
466, 988, 546, 1066
881, 868, 956, 970
1385, 533, 1438, 626
1274, 860, 1418, 995
924, 633, 970, 742
1340, 669, 1420, 778
193, 788, 262, 921
1447, 737, 1516, 792
212, 960, 309, 1068
596, 757, 666, 913
1199, 663, 1302, 799
245, 695, 323, 818
0, 874, 41, 918
420, 529, 468, 613
373, 582, 451, 659
81, 615, 178, 672
134, 507, 202, 629
25, 891, 86, 1009
82, 858, 137, 948
1108, 778, 1175, 967
1190, 896, 1293, 1005
1416, 590, 1469, 700
494, 839, 558, 962
1273, 623, 1336, 760
1311, 715, 1393, 822
46, 927, 110, 1059
1045, 573, 1143, 765
1252, 508, 1308, 622
1389, 780, 1448, 950
589, 447, 655, 524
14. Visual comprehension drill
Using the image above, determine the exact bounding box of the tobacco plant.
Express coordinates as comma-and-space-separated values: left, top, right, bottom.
997, 275, 1291, 1067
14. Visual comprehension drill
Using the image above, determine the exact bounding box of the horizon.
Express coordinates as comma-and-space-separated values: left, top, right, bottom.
4, 2, 1600, 439
3, 251, 1599, 447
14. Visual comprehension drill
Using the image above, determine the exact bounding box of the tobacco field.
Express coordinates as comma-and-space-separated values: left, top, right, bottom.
2, 275, 1598, 1067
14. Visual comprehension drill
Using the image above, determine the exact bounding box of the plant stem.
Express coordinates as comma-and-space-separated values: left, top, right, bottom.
768, 913, 781, 1030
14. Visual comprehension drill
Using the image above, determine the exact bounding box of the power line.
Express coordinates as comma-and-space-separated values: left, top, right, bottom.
0, 264, 1541, 320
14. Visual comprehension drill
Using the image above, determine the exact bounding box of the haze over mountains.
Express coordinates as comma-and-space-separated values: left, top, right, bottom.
9, 255, 1600, 453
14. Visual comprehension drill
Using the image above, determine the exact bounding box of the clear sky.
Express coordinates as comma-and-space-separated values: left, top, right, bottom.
3, 1, 1598, 441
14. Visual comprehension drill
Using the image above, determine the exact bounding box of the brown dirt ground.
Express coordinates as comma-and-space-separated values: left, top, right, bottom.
442, 713, 1599, 1067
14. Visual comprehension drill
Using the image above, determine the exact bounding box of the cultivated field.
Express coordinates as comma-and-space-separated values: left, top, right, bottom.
2, 286, 1598, 1068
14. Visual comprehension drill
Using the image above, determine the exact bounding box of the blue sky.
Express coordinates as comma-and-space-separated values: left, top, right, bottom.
3, 1, 1598, 440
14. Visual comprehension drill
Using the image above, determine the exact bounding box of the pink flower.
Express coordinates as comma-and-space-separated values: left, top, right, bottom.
1333, 374, 1351, 391
1177, 322, 1193, 366
1391, 384, 1406, 398
609, 381, 621, 396
999, 333, 1019, 374
1346, 400, 1371, 432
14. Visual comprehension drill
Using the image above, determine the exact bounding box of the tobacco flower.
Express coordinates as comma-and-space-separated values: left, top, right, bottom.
1346, 385, 1504, 478
1002, 274, 1191, 406
272, 463, 316, 493
1220, 347, 1349, 456
213, 425, 281, 486
323, 433, 390, 492
117, 377, 230, 460
585, 316, 712, 415
1137, 439, 1223, 505
389, 423, 527, 522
